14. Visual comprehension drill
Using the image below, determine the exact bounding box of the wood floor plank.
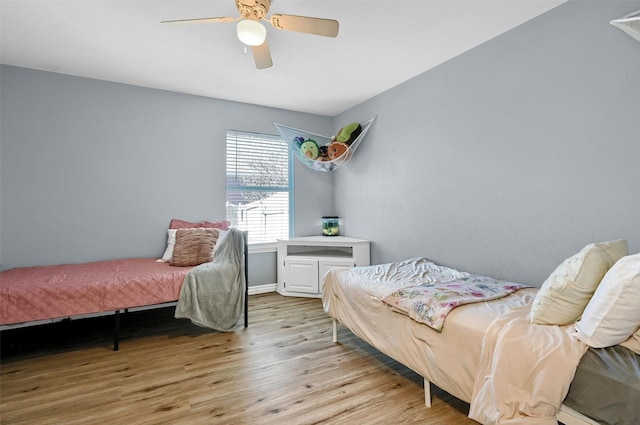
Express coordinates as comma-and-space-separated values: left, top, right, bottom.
1, 293, 477, 424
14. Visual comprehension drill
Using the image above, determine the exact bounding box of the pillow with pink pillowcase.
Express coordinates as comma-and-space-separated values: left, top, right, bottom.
169, 218, 230, 230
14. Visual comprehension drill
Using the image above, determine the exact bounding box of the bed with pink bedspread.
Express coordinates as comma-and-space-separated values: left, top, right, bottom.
0, 231, 249, 351
1, 259, 191, 325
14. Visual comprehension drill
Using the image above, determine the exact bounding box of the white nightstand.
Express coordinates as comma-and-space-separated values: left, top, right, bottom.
276, 236, 370, 298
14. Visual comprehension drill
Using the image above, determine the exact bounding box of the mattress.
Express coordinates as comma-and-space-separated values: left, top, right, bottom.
563, 345, 640, 425
0, 258, 193, 325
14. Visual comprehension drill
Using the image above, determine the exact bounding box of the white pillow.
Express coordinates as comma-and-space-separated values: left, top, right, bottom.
529, 240, 628, 325
574, 253, 640, 348
157, 229, 178, 262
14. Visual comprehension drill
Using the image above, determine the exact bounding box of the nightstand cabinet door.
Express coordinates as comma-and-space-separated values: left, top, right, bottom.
285, 258, 319, 294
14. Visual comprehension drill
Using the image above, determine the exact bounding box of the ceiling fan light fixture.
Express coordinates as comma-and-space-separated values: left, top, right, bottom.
237, 19, 266, 46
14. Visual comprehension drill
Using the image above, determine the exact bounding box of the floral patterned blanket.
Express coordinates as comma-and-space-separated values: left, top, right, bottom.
381, 275, 531, 332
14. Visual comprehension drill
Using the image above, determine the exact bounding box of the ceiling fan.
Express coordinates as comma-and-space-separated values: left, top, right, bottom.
161, 0, 339, 69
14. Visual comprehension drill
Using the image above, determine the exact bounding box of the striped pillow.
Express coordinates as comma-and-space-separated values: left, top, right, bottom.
170, 228, 220, 267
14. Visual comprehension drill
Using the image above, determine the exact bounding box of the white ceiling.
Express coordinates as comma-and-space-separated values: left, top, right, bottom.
0, 0, 566, 117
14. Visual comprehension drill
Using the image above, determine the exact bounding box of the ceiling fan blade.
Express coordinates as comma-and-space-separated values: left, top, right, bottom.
269, 14, 339, 37
161, 16, 237, 24
252, 41, 273, 69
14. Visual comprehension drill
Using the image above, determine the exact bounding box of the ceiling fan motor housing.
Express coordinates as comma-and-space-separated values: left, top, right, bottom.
236, 0, 271, 21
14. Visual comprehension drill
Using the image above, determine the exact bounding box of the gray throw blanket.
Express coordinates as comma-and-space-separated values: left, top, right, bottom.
174, 228, 245, 331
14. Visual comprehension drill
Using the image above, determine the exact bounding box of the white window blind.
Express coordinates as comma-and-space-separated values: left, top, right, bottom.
226, 130, 293, 244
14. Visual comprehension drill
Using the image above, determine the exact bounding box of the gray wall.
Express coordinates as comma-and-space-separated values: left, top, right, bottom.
334, 0, 640, 286
2, 1, 639, 289
0, 65, 333, 287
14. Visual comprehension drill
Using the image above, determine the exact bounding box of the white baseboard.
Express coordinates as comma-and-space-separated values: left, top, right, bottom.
248, 283, 277, 295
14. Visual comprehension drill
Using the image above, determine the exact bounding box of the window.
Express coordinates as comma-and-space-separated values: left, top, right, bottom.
226, 130, 293, 245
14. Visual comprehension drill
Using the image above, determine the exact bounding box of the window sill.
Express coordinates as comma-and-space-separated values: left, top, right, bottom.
248, 242, 277, 254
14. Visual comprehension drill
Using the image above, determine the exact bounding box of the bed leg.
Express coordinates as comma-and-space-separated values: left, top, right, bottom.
113, 310, 120, 351
244, 295, 248, 328
424, 378, 432, 407
332, 319, 338, 343
243, 230, 249, 328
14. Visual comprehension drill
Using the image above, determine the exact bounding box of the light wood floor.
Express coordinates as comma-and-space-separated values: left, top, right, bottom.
1, 293, 477, 425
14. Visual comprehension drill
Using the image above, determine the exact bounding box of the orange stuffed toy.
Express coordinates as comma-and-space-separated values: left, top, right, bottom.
327, 141, 351, 161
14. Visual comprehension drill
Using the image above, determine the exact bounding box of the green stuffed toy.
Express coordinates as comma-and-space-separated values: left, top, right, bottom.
299, 139, 320, 160
334, 123, 362, 146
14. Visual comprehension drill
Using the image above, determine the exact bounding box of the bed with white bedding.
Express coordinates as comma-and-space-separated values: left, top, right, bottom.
322, 253, 640, 425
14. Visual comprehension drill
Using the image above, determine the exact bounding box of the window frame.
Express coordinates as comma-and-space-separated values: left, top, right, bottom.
225, 129, 294, 248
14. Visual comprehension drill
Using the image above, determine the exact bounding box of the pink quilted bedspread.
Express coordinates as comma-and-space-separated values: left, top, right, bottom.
0, 258, 193, 325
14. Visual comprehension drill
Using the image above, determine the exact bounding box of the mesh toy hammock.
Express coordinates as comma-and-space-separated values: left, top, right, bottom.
274, 116, 376, 172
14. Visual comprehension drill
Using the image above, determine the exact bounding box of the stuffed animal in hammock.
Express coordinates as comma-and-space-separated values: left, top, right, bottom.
327, 141, 351, 161
334, 123, 362, 146
317, 145, 329, 162
299, 139, 320, 160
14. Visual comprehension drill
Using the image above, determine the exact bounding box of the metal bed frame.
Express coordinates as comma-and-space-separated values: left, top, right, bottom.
1, 231, 250, 351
